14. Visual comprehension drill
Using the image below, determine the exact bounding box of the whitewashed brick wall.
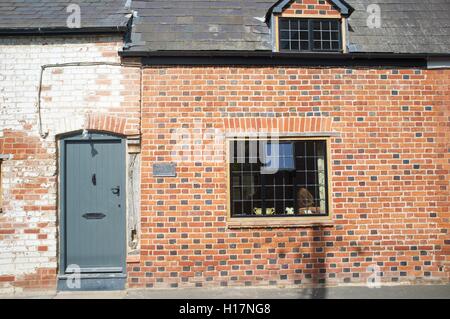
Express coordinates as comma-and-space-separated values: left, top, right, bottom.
0, 35, 132, 294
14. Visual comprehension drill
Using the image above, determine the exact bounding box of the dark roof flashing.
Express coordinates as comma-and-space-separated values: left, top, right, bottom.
133, 51, 432, 68
330, 0, 354, 16
120, 49, 450, 59
0, 26, 129, 36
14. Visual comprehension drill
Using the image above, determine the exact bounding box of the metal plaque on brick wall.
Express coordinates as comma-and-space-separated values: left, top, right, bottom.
153, 163, 176, 177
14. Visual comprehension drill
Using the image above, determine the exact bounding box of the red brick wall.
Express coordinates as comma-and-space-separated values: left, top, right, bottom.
130, 66, 450, 288
282, 0, 341, 16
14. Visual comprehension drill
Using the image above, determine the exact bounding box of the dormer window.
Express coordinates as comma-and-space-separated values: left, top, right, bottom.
266, 0, 354, 53
279, 18, 341, 52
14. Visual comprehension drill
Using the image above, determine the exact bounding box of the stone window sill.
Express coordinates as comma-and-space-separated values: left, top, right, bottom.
227, 217, 334, 229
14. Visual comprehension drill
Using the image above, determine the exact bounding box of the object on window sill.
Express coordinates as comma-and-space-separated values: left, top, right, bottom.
253, 207, 276, 215
297, 187, 314, 208
251, 206, 322, 216
298, 207, 321, 215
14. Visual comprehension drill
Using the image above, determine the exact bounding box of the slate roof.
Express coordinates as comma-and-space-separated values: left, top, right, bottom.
0, 0, 449, 54
126, 0, 450, 54
346, 0, 450, 54
0, 0, 130, 31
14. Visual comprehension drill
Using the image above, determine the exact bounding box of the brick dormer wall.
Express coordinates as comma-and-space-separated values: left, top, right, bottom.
281, 0, 341, 16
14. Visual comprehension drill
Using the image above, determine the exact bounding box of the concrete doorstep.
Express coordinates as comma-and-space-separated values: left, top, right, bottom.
2, 284, 450, 299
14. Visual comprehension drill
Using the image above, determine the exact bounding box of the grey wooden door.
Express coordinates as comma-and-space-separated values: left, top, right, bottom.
61, 133, 126, 274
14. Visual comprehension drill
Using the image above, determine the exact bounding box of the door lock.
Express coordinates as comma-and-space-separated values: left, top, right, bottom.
111, 186, 120, 196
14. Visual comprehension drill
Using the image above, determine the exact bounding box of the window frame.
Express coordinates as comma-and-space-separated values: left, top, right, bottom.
226, 136, 333, 228
278, 17, 342, 53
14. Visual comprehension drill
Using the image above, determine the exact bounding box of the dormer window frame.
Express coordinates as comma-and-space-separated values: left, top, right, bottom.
266, 0, 354, 54
278, 17, 342, 53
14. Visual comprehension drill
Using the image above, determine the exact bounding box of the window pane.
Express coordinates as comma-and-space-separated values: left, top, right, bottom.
331, 21, 339, 30
313, 31, 321, 41
234, 202, 243, 215
263, 142, 295, 172
305, 141, 315, 156
289, 19, 299, 30
280, 40, 290, 50
300, 31, 308, 40
280, 156, 294, 169
280, 19, 289, 29
230, 140, 328, 217
290, 31, 299, 40
300, 41, 309, 50
300, 20, 308, 30
311, 19, 340, 52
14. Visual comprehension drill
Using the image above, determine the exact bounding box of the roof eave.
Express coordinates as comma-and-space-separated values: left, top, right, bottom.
119, 50, 450, 59
0, 26, 128, 36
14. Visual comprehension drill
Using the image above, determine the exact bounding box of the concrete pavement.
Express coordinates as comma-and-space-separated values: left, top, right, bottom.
2, 284, 450, 299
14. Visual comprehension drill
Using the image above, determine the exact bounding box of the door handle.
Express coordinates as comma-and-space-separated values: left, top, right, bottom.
111, 186, 120, 196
